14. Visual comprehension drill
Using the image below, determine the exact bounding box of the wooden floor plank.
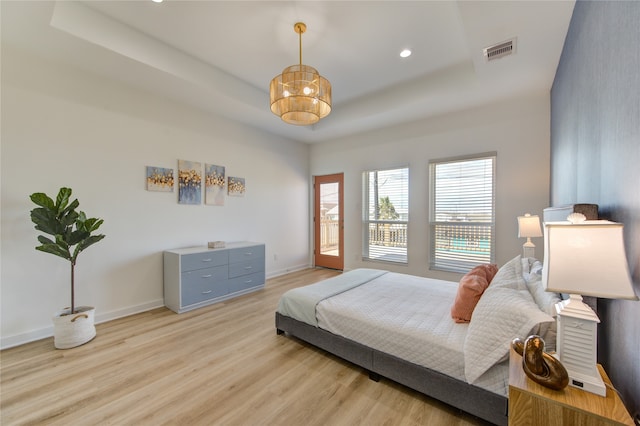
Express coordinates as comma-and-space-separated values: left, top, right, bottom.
1, 268, 490, 425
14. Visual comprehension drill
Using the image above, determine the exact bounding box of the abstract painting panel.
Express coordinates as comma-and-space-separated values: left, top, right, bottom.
228, 176, 245, 197
146, 166, 174, 192
178, 159, 202, 204
205, 164, 226, 206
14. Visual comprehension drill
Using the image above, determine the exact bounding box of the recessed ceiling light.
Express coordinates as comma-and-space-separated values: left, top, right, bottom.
400, 49, 412, 58
152, 0, 163, 3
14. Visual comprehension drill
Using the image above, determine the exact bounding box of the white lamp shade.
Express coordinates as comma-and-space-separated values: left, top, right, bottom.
542, 220, 638, 300
517, 214, 542, 238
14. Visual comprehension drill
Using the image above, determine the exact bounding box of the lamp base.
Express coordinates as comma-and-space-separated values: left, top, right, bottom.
554, 295, 606, 397
566, 367, 606, 396
522, 239, 535, 258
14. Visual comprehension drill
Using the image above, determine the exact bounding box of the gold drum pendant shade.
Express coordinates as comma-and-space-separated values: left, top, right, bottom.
270, 22, 331, 125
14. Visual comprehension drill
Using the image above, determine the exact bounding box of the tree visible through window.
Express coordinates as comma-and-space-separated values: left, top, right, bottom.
378, 196, 399, 220
363, 167, 408, 263
429, 153, 496, 273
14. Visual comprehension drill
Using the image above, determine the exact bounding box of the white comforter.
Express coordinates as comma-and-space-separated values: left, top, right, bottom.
316, 272, 468, 381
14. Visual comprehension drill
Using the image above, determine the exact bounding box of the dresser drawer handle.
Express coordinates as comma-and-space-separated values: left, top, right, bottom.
201, 274, 212, 278
201, 258, 213, 262
244, 280, 253, 284
244, 266, 253, 270
202, 290, 212, 294
244, 252, 252, 256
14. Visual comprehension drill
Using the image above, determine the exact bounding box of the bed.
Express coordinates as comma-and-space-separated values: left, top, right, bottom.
275, 255, 561, 425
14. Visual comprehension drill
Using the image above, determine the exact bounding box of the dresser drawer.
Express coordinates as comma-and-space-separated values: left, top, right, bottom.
228, 245, 265, 264
181, 250, 228, 272
228, 257, 265, 278
228, 272, 265, 294
182, 265, 228, 287
181, 265, 228, 306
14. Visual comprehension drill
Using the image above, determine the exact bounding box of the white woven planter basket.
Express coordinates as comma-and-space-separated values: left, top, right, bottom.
52, 306, 96, 349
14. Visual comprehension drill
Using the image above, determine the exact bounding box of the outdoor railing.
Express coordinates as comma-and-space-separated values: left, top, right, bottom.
320, 219, 409, 251
368, 222, 407, 247
431, 222, 493, 269
320, 219, 340, 251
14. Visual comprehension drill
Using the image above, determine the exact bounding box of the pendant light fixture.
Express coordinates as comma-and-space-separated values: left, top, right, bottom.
270, 22, 331, 126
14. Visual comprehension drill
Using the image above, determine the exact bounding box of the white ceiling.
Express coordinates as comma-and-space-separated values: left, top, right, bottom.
1, 1, 575, 144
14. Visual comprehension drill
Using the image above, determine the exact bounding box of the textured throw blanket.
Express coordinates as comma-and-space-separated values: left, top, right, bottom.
277, 268, 388, 326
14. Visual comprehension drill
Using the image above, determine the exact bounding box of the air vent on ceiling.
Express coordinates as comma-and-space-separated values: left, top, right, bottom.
483, 38, 517, 62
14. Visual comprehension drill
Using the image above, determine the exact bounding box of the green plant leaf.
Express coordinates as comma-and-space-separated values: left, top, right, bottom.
30, 208, 66, 235
67, 229, 90, 246
54, 234, 70, 251
83, 217, 104, 233
78, 234, 106, 252
29, 193, 55, 210
60, 213, 79, 229
37, 235, 55, 245
59, 199, 80, 221
36, 244, 71, 260
55, 188, 72, 212
72, 234, 105, 262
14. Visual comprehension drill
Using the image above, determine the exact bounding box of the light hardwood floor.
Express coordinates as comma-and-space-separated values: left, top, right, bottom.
1, 268, 491, 426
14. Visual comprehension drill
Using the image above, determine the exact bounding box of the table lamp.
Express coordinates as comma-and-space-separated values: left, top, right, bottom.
542, 215, 638, 396
518, 213, 542, 258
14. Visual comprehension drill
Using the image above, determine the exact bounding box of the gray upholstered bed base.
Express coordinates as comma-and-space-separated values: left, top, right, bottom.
275, 312, 508, 426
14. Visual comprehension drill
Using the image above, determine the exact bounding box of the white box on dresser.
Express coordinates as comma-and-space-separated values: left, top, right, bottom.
163, 242, 265, 313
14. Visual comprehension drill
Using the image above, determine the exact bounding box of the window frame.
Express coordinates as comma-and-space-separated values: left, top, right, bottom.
362, 166, 409, 264
428, 152, 496, 273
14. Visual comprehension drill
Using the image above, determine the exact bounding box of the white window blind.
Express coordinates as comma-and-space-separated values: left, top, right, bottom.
429, 154, 496, 273
362, 167, 409, 263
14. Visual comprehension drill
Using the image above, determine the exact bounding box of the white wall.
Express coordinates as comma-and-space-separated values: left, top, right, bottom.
1, 49, 310, 348
311, 92, 551, 282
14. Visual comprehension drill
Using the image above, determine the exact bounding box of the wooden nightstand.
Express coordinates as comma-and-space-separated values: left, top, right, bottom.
508, 348, 634, 426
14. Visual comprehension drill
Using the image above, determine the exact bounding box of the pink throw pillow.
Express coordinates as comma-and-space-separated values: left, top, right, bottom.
451, 264, 499, 323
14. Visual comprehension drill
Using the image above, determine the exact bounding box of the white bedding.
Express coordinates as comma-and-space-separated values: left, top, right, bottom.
315, 271, 509, 396
277, 268, 387, 326
317, 273, 466, 379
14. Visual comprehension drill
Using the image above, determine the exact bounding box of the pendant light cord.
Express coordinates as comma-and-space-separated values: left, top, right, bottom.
297, 24, 303, 65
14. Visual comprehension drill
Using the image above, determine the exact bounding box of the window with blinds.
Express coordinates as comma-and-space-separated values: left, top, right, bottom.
362, 167, 409, 264
429, 153, 496, 273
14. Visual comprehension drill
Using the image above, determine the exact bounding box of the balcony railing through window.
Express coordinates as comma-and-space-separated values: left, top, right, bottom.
363, 221, 408, 263
431, 222, 493, 272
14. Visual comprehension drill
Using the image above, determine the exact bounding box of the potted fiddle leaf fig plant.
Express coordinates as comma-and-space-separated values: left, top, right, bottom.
30, 187, 105, 349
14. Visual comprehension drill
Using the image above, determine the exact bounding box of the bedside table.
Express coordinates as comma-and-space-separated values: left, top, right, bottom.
508, 348, 634, 426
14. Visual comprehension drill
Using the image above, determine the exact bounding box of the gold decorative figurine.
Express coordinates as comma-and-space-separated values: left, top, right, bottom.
511, 335, 569, 391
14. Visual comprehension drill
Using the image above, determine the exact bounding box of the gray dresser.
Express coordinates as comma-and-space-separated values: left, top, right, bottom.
163, 242, 265, 313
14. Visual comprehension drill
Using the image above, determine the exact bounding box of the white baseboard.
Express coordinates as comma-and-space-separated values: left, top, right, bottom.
266, 263, 311, 279
1, 299, 165, 350
1, 327, 55, 350
94, 299, 165, 324
1, 265, 314, 350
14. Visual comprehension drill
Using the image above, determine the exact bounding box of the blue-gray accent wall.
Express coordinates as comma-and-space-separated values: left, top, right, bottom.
551, 0, 639, 418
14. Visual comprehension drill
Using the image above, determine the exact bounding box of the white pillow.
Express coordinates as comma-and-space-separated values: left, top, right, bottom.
530, 260, 543, 276
522, 257, 543, 283
525, 272, 562, 317
464, 285, 554, 384
489, 255, 528, 291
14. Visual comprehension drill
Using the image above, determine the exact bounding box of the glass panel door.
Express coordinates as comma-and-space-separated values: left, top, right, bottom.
314, 173, 343, 270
